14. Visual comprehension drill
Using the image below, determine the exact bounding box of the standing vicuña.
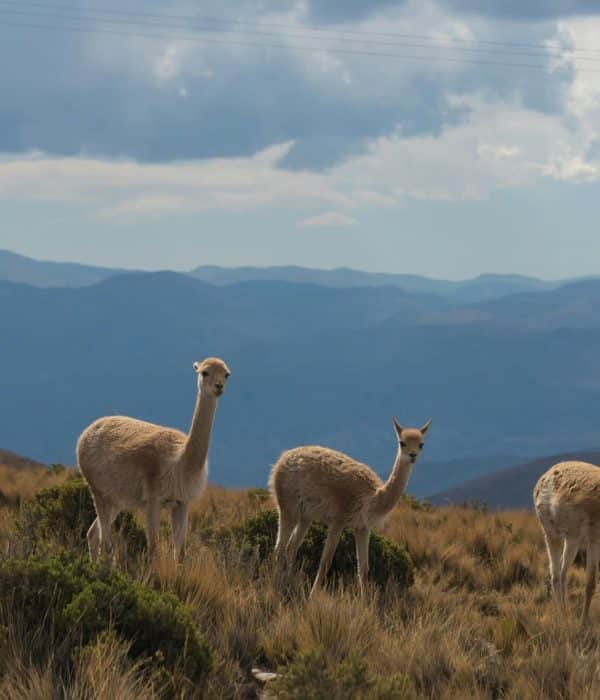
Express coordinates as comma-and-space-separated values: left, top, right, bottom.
269, 418, 431, 596
77, 357, 230, 563
534, 460, 600, 625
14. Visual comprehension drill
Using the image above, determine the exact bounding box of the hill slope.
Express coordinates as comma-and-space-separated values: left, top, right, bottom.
0, 448, 45, 470
0, 249, 123, 287
429, 450, 600, 509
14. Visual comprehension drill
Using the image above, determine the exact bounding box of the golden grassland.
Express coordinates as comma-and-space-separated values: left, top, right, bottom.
1, 465, 600, 699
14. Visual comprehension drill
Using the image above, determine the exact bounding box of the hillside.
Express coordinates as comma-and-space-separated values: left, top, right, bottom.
429, 450, 600, 508
0, 464, 598, 698
0, 447, 45, 471
479, 279, 600, 331
0, 249, 122, 287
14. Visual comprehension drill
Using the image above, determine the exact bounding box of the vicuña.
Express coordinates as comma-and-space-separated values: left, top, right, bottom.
269, 417, 431, 596
77, 357, 230, 562
534, 460, 600, 626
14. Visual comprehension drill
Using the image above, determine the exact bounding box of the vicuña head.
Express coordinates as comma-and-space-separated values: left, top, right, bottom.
77, 355, 230, 565
393, 417, 431, 464
193, 357, 231, 398
269, 415, 432, 597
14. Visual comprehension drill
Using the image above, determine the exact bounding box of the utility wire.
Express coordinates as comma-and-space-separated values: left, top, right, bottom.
1, 0, 599, 56
0, 4, 597, 63
2, 17, 597, 74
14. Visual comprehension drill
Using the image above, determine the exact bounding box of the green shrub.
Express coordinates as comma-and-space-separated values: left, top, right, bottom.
269, 648, 414, 699
0, 550, 211, 686
401, 493, 433, 512
234, 509, 414, 590
18, 474, 146, 555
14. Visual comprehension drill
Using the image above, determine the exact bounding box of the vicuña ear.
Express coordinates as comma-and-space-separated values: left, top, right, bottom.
193, 362, 200, 372
420, 418, 432, 435
393, 417, 403, 437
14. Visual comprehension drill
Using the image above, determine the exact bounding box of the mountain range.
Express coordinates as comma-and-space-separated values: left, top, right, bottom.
3, 249, 600, 498
0, 248, 569, 302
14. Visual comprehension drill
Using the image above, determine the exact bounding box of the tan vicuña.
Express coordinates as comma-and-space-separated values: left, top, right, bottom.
534, 460, 600, 625
269, 417, 431, 597
77, 357, 230, 563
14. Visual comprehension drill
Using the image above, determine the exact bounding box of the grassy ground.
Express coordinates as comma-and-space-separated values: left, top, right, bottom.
0, 466, 599, 699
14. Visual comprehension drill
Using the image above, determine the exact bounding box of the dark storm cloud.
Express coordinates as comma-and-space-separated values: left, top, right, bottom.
305, 0, 403, 24
0, 0, 579, 168
442, 0, 600, 19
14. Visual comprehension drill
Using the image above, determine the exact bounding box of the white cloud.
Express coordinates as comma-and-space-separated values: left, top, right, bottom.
330, 91, 600, 200
297, 211, 359, 228
2, 46, 600, 221
0, 142, 351, 219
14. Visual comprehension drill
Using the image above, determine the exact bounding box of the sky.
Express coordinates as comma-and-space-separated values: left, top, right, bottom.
1, 0, 600, 279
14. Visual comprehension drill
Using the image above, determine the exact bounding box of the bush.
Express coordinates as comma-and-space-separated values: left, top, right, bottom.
269, 648, 414, 699
234, 509, 414, 590
401, 493, 433, 512
18, 474, 146, 555
0, 551, 212, 686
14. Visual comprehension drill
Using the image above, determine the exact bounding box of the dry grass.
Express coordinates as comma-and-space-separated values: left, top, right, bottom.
0, 630, 158, 700
3, 475, 600, 698
0, 462, 67, 506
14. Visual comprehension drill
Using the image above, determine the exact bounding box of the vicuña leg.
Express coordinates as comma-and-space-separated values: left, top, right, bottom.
559, 537, 580, 610
87, 517, 100, 563
171, 502, 189, 562
95, 499, 116, 562
355, 527, 370, 597
582, 544, 598, 626
145, 499, 161, 559
284, 519, 311, 569
543, 531, 564, 612
310, 523, 343, 597
274, 507, 295, 560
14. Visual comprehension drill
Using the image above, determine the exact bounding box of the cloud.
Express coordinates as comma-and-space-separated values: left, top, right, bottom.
0, 142, 351, 219
297, 211, 359, 228
442, 0, 600, 19
0, 0, 579, 170
305, 0, 403, 23
2, 12, 600, 217
332, 95, 599, 200
2, 85, 598, 221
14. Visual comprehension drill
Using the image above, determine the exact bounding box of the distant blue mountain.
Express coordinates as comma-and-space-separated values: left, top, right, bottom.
4, 270, 600, 494
189, 265, 562, 303
0, 249, 574, 303
0, 249, 125, 287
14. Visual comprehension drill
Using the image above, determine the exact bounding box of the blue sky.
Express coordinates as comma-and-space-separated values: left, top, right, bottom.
1, 0, 600, 279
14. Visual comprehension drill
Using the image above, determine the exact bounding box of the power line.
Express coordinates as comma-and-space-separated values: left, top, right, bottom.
1, 0, 600, 56
3, 17, 595, 74
0, 4, 597, 63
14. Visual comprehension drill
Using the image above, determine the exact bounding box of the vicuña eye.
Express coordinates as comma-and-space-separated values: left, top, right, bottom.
400, 441, 406, 448
201, 370, 209, 378
419, 443, 424, 449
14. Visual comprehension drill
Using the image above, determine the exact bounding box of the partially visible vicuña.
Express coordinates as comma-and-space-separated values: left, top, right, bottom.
534, 459, 600, 626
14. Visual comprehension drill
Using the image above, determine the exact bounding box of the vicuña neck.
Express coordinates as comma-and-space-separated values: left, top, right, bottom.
181, 390, 218, 470
371, 447, 413, 518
